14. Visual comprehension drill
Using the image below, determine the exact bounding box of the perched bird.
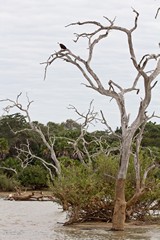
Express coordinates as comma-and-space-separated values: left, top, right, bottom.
58, 42, 67, 50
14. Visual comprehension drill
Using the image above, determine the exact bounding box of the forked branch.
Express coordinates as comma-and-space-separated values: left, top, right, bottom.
0, 93, 61, 177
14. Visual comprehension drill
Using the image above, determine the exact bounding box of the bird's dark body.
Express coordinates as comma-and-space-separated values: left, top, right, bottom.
59, 43, 67, 50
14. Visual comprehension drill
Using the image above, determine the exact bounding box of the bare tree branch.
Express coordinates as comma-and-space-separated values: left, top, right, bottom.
67, 100, 99, 165
141, 163, 157, 188
155, 7, 160, 19
132, 121, 147, 191
100, 110, 121, 139
0, 166, 17, 174
130, 8, 139, 32
0, 93, 61, 177
16, 140, 56, 180
40, 9, 160, 229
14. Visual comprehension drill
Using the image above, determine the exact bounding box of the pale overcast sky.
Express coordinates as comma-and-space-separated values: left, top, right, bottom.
0, 0, 160, 130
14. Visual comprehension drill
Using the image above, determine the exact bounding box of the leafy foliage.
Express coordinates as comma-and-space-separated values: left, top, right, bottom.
52, 155, 118, 223
52, 152, 160, 224
0, 137, 9, 160
0, 157, 21, 177
0, 174, 20, 191
0, 113, 160, 223
18, 165, 49, 189
142, 122, 160, 148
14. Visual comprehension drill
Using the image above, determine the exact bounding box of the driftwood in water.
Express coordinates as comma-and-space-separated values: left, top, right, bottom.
6, 190, 55, 201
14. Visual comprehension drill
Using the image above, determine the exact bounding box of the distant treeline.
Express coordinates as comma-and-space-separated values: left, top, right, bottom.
0, 113, 160, 190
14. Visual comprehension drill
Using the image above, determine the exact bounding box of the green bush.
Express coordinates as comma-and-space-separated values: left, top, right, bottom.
52, 151, 160, 224
52, 154, 118, 223
0, 174, 20, 191
1, 157, 21, 177
18, 165, 49, 189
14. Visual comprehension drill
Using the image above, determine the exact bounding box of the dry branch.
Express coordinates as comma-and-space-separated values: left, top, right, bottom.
0, 93, 61, 178
155, 7, 160, 19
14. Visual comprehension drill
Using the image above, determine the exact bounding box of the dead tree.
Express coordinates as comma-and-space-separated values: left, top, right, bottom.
67, 100, 98, 166
42, 9, 160, 230
0, 96, 101, 178
0, 93, 61, 178
56, 100, 107, 166
126, 116, 160, 216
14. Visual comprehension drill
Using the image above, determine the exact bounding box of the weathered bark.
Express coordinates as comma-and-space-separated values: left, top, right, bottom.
112, 179, 126, 230
111, 132, 133, 230
41, 9, 160, 229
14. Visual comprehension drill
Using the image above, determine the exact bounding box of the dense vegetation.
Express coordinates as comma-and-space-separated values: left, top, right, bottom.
52, 154, 160, 223
0, 114, 160, 223
0, 113, 116, 190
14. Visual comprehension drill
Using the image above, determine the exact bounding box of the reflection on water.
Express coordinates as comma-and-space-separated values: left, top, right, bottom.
55, 227, 160, 240
0, 198, 160, 240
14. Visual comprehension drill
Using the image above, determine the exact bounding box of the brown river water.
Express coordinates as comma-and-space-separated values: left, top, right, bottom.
0, 198, 160, 240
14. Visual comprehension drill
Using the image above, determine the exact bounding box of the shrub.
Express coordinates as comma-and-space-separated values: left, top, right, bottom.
1, 157, 21, 177
18, 165, 49, 189
0, 174, 20, 191
52, 152, 160, 224
52, 154, 118, 223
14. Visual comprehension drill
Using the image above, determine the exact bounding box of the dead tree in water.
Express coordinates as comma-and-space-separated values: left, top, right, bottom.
42, 9, 160, 230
